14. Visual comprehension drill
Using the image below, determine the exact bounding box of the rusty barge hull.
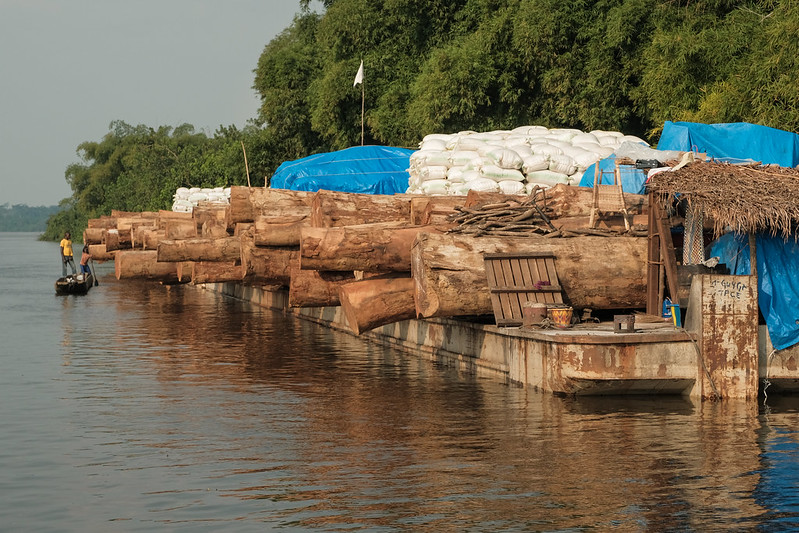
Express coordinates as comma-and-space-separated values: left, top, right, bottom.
209, 282, 725, 399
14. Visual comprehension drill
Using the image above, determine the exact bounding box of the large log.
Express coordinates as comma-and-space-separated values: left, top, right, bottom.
157, 210, 193, 230
157, 237, 241, 263
254, 217, 309, 247
134, 228, 166, 250
240, 237, 297, 286
190, 261, 245, 284
164, 219, 197, 240
104, 228, 132, 252
234, 222, 253, 236
339, 277, 416, 335
301, 222, 445, 272
200, 217, 229, 239
534, 184, 646, 218
88, 244, 114, 262
87, 215, 118, 229
410, 196, 467, 225
411, 232, 648, 318
288, 265, 356, 308
310, 190, 412, 227
461, 185, 647, 218
83, 227, 106, 245
115, 250, 188, 282
227, 187, 314, 226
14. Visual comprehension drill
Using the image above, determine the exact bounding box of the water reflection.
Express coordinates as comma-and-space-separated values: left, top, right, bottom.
45, 272, 799, 530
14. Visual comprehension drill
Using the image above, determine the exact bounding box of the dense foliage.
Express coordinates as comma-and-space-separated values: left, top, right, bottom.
0, 204, 61, 232
47, 0, 797, 239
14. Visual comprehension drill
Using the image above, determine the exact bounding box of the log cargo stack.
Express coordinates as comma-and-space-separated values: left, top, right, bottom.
86, 184, 649, 335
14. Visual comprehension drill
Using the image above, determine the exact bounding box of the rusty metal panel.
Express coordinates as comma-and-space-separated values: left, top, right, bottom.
699, 275, 758, 400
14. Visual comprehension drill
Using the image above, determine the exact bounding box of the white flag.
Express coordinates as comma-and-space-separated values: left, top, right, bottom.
353, 60, 364, 87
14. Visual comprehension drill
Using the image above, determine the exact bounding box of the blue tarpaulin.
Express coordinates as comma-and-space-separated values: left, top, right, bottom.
578, 155, 649, 194
657, 121, 799, 166
663, 122, 799, 350
269, 145, 413, 195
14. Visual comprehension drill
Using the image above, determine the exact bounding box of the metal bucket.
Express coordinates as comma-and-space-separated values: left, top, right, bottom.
522, 302, 548, 327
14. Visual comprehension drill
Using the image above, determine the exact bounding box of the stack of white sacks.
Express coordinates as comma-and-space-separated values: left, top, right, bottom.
406, 125, 648, 195
171, 187, 231, 213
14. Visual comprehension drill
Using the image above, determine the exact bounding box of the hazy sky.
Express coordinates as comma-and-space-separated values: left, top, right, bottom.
0, 0, 319, 206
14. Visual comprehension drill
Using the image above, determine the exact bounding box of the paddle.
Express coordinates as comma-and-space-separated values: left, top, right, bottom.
90, 259, 99, 286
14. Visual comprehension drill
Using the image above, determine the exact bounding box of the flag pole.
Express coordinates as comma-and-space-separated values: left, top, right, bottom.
354, 59, 365, 146
360, 81, 365, 146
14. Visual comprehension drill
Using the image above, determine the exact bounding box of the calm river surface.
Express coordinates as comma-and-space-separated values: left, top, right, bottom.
3, 231, 799, 532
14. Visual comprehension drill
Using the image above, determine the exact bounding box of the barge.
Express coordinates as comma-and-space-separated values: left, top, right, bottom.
81, 154, 799, 403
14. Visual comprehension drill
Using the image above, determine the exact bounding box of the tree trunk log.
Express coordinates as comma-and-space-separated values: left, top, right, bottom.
411, 232, 648, 318
83, 228, 106, 245
339, 277, 416, 335
534, 184, 647, 218
113, 213, 157, 231
254, 217, 309, 247
157, 210, 193, 230
288, 265, 356, 307
133, 228, 166, 250
310, 190, 412, 227
194, 205, 229, 236
157, 237, 242, 263
191, 261, 245, 284
164, 219, 197, 240
227, 186, 314, 226
200, 217, 229, 239
240, 237, 297, 286
104, 228, 132, 252
115, 250, 188, 282
411, 196, 467, 225
300, 222, 449, 272
88, 215, 118, 229
88, 244, 114, 262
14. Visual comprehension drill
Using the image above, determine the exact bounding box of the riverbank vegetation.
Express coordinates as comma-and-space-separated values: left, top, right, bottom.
45, 0, 799, 239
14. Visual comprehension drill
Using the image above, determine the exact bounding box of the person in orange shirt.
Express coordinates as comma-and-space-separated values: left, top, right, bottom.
60, 231, 77, 277
79, 245, 92, 275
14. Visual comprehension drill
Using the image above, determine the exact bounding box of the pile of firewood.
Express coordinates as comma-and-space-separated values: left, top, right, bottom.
448, 194, 646, 238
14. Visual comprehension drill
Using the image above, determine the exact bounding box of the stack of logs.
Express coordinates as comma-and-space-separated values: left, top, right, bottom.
85, 184, 649, 335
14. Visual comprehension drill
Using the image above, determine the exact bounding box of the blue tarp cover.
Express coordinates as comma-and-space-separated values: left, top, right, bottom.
710, 233, 799, 351
269, 145, 413, 195
578, 155, 648, 194
657, 121, 799, 167
664, 122, 799, 350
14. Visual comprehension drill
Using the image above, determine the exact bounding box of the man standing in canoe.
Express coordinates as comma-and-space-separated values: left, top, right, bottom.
60, 231, 77, 277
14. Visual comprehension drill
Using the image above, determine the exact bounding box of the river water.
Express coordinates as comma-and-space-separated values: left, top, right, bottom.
2, 232, 799, 531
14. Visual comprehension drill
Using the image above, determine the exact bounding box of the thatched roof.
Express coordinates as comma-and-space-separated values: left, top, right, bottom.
647, 161, 799, 239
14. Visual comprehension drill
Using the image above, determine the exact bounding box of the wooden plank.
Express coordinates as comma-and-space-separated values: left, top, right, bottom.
500, 258, 520, 321
484, 251, 563, 259
519, 258, 545, 304
484, 258, 504, 323
543, 257, 564, 304
489, 285, 562, 293
646, 192, 662, 315
484, 252, 564, 326
653, 201, 680, 303
510, 257, 530, 311
525, 256, 546, 303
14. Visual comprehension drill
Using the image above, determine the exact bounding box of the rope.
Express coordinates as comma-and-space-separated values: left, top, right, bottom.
681, 328, 721, 400
763, 348, 778, 405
